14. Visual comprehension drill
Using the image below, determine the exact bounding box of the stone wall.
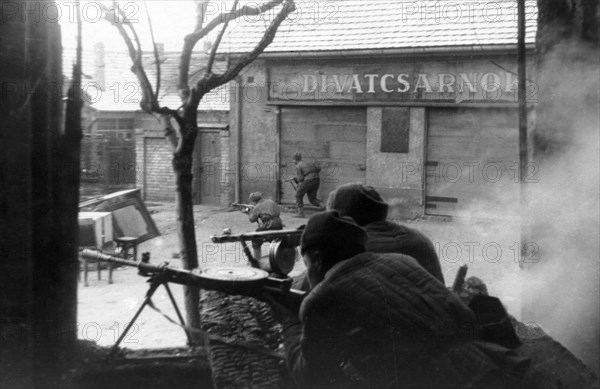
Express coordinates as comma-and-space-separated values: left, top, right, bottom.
227, 60, 281, 203
366, 107, 426, 219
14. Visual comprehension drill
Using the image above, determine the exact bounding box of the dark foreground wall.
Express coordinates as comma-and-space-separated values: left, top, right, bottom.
1, 3, 80, 387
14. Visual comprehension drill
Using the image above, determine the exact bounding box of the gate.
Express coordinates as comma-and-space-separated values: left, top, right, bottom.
107, 145, 136, 189
195, 131, 221, 205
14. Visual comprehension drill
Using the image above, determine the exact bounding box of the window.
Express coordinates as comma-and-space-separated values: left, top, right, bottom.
380, 107, 410, 153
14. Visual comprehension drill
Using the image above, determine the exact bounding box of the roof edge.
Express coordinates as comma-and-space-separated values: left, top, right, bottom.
227, 43, 536, 60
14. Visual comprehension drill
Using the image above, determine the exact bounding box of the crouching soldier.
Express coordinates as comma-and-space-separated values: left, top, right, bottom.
266, 211, 531, 389
244, 192, 283, 260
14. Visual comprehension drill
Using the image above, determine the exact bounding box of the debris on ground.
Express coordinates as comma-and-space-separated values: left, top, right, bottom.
200, 291, 293, 389
63, 340, 214, 389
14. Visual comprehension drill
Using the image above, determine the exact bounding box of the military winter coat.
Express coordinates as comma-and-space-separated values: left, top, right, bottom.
282, 252, 530, 388
364, 220, 445, 283
248, 199, 283, 230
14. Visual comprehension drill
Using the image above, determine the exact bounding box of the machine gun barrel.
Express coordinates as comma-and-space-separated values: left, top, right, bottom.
80, 249, 306, 312
210, 228, 303, 247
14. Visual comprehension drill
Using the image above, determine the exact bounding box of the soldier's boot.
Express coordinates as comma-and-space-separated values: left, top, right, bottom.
294, 207, 305, 218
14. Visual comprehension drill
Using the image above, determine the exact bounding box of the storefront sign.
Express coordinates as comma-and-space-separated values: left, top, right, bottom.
268, 60, 535, 103
301, 72, 516, 95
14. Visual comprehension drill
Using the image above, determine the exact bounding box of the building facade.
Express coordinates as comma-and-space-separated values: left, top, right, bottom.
134, 111, 231, 205
223, 1, 537, 219
64, 44, 231, 204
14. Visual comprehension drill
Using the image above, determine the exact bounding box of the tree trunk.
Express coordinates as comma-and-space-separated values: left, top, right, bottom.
114, 0, 296, 348
173, 119, 202, 345
534, 0, 599, 158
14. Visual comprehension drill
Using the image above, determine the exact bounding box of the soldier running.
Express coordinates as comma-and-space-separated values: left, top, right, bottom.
292, 152, 323, 217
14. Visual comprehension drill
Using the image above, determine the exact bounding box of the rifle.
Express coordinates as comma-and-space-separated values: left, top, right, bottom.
283, 177, 298, 190
452, 264, 468, 294
81, 249, 306, 354
211, 228, 304, 274
230, 202, 254, 213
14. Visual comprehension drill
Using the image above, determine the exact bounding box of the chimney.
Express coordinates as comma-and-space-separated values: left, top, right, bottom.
94, 42, 105, 90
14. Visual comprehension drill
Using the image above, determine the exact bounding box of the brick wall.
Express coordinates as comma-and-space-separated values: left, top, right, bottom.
135, 110, 230, 204
219, 131, 233, 206
136, 130, 176, 201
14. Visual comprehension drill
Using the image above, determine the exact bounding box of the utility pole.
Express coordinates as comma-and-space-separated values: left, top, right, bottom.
517, 0, 529, 270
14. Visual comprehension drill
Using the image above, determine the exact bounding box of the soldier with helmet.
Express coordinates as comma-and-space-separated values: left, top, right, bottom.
242, 192, 283, 260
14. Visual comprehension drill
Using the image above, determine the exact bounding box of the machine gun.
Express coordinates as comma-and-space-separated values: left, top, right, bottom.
210, 227, 304, 274
80, 249, 306, 354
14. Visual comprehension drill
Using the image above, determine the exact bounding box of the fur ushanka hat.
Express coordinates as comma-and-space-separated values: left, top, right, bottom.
300, 211, 367, 261
327, 183, 389, 226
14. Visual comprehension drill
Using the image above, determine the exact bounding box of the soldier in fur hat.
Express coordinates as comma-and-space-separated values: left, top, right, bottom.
327, 182, 444, 283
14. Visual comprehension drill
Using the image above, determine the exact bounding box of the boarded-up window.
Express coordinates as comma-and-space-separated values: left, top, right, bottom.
119, 119, 134, 129
98, 118, 118, 130
381, 107, 409, 153
97, 118, 134, 130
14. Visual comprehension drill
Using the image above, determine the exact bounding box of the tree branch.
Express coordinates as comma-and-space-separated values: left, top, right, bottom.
217, 0, 295, 85
144, 1, 161, 101
100, 3, 179, 117
194, 0, 208, 34
160, 115, 183, 153
206, 0, 239, 76
188, 0, 296, 110
187, 0, 295, 110
178, 0, 286, 102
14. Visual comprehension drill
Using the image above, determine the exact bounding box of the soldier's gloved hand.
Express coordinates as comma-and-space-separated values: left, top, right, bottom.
292, 177, 299, 184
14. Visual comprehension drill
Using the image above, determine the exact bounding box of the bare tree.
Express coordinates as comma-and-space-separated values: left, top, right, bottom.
100, 0, 296, 344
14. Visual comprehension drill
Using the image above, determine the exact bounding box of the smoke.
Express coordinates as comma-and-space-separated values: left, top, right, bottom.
386, 39, 599, 373
523, 39, 600, 374
524, 135, 599, 373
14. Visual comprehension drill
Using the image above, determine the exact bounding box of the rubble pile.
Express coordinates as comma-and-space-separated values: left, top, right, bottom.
200, 291, 292, 388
